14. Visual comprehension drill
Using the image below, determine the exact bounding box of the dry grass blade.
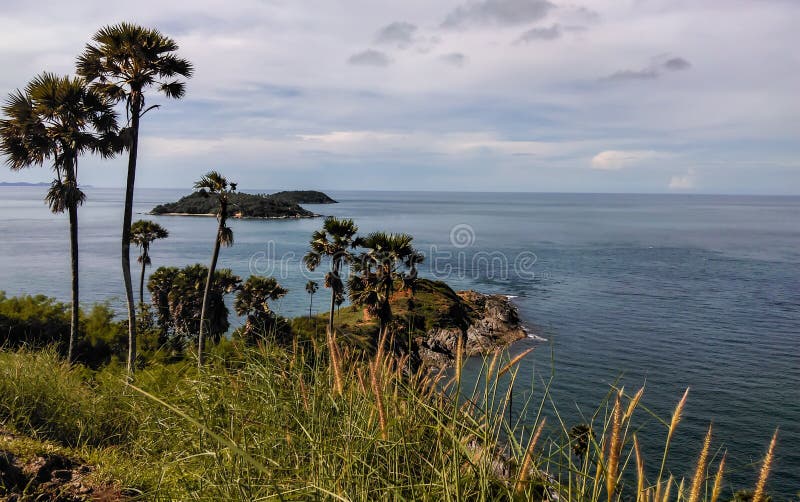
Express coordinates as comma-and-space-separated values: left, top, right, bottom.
658, 387, 690, 482
634, 434, 645, 502
670, 388, 690, 440
606, 388, 623, 501
455, 340, 463, 386
662, 475, 674, 502
710, 453, 726, 502
497, 347, 535, 378
298, 379, 310, 412
625, 386, 645, 421
486, 349, 501, 380
753, 428, 778, 502
689, 423, 713, 502
370, 360, 388, 440
327, 327, 343, 396
515, 418, 546, 494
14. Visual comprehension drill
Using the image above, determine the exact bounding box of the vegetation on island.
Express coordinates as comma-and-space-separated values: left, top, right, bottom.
150, 189, 335, 218
0, 21, 785, 502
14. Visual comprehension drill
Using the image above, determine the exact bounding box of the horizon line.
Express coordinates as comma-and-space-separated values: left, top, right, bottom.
2, 183, 799, 197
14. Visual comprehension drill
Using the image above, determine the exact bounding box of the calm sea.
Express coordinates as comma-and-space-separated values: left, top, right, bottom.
0, 187, 798, 497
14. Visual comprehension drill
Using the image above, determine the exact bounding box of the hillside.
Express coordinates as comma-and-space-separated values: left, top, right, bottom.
150, 190, 336, 219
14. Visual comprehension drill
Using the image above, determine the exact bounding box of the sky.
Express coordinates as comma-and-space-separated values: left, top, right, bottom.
1, 0, 799, 194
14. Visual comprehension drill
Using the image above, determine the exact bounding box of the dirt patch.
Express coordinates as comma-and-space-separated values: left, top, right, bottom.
0, 449, 124, 501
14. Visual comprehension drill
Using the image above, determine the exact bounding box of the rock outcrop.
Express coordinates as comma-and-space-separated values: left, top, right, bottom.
416, 290, 527, 369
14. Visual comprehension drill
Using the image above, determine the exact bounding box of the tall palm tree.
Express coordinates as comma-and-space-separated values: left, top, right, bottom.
0, 73, 118, 362
130, 220, 169, 306
194, 171, 236, 367
303, 217, 359, 359
76, 23, 193, 375
347, 232, 422, 352
235, 276, 288, 343
305, 280, 318, 319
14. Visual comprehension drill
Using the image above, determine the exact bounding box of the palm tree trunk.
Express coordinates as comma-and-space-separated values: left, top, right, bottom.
123, 103, 141, 376
139, 253, 146, 307
309, 294, 313, 319
67, 202, 79, 363
198, 229, 222, 367
328, 262, 339, 338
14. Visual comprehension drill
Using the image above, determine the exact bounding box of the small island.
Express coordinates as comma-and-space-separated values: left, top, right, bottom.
150, 190, 336, 219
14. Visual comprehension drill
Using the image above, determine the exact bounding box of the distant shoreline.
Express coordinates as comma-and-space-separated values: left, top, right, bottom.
0, 182, 94, 188
149, 211, 322, 220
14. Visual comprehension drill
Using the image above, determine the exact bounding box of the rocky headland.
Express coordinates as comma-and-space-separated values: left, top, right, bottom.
415, 288, 528, 369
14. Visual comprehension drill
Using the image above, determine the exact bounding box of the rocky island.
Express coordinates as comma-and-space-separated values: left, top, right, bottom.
150, 190, 336, 219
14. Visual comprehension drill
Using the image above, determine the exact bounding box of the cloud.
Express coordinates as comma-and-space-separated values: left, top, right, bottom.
601, 56, 691, 82
374, 21, 417, 48
440, 52, 467, 67
517, 24, 561, 42
663, 57, 691, 71
591, 150, 660, 170
347, 49, 391, 67
601, 69, 660, 82
442, 0, 555, 28
668, 168, 697, 190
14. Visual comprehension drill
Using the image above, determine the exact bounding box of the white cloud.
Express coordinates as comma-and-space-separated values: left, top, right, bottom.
590, 150, 660, 170
668, 168, 697, 190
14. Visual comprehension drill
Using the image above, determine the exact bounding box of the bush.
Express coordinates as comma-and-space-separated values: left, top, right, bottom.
0, 292, 127, 367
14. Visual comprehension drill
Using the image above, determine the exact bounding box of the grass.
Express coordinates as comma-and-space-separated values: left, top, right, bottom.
0, 343, 782, 501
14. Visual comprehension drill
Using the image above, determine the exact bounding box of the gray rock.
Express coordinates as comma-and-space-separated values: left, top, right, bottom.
417, 291, 528, 369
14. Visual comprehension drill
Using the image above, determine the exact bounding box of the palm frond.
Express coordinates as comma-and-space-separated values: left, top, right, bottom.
219, 226, 234, 247
45, 179, 85, 214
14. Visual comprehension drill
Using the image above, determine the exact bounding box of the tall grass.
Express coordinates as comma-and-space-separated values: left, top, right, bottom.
0, 345, 781, 500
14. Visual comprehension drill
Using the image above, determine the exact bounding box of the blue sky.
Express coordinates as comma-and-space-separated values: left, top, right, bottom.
1, 0, 799, 194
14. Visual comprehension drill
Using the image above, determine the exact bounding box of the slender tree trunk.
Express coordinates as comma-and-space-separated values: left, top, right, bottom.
123, 103, 141, 376
328, 262, 339, 338
67, 202, 79, 363
139, 252, 147, 307
308, 294, 313, 319
198, 229, 222, 368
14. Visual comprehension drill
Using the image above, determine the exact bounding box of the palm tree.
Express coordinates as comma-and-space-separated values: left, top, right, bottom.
303, 217, 359, 356
0, 73, 118, 362
148, 264, 240, 350
194, 171, 236, 367
76, 23, 193, 375
234, 276, 288, 343
305, 280, 318, 319
130, 220, 169, 306
347, 232, 422, 353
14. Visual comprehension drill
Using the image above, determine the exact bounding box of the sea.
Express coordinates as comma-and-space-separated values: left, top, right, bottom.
0, 187, 798, 497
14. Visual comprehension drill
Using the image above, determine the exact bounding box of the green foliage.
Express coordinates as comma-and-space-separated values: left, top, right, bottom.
74, 303, 127, 368
147, 265, 241, 347
348, 231, 423, 333
0, 349, 136, 447
0, 291, 70, 349
233, 275, 289, 345
0, 292, 125, 367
